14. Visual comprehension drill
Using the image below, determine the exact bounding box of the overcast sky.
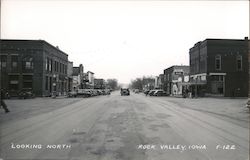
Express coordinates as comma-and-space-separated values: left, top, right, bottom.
1, 0, 249, 84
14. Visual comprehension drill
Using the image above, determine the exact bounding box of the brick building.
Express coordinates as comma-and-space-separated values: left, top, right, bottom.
0, 39, 68, 97
189, 38, 249, 97
94, 78, 105, 89
163, 65, 190, 95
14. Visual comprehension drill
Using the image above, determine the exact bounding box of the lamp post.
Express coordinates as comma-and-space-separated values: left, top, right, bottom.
52, 74, 57, 98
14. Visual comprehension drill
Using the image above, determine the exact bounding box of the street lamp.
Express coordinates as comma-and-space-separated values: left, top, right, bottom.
52, 74, 57, 98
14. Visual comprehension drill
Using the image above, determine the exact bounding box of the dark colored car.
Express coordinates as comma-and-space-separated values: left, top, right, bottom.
144, 90, 150, 95
121, 88, 130, 96
18, 89, 35, 99
148, 90, 157, 96
153, 90, 168, 96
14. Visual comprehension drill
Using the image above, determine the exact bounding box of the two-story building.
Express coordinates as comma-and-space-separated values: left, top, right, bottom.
189, 38, 249, 97
67, 61, 73, 92
86, 71, 95, 89
72, 64, 84, 90
163, 65, 190, 95
94, 78, 105, 89
154, 74, 164, 90
0, 39, 68, 97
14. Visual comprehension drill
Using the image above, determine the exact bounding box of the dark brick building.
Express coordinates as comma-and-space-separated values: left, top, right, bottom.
0, 39, 68, 97
189, 38, 249, 97
94, 78, 105, 89
163, 65, 190, 95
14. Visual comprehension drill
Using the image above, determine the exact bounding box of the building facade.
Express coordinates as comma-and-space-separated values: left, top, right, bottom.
94, 78, 105, 89
86, 71, 95, 89
67, 61, 73, 92
0, 39, 68, 97
154, 74, 164, 89
163, 65, 190, 95
72, 64, 84, 90
189, 38, 249, 97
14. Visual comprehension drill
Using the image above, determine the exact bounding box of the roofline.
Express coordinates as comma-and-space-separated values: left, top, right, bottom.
164, 65, 189, 71
1, 39, 68, 56
87, 71, 95, 74
204, 37, 248, 41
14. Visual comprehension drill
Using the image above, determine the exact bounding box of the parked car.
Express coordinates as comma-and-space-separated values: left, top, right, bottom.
68, 91, 77, 97
153, 90, 168, 96
77, 89, 92, 97
104, 89, 111, 95
121, 88, 130, 96
134, 89, 139, 94
18, 88, 35, 99
144, 90, 150, 95
148, 90, 157, 96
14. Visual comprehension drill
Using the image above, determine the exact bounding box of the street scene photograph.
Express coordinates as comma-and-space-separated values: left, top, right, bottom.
0, 0, 249, 160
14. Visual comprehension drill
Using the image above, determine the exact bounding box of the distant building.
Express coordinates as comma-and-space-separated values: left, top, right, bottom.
67, 61, 73, 92
86, 71, 94, 89
94, 78, 105, 89
163, 65, 190, 95
0, 39, 68, 97
158, 74, 164, 90
154, 74, 164, 89
154, 76, 160, 89
72, 64, 84, 90
189, 38, 249, 97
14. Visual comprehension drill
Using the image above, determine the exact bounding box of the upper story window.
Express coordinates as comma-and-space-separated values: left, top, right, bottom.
46, 58, 48, 71
0, 55, 7, 69
50, 59, 53, 72
215, 55, 221, 70
23, 56, 34, 70
236, 55, 242, 71
11, 55, 18, 69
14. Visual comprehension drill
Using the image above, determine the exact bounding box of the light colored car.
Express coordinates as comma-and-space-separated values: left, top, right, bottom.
148, 90, 157, 96
134, 89, 139, 94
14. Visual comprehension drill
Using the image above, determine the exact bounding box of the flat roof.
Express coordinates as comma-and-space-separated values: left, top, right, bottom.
1, 39, 68, 56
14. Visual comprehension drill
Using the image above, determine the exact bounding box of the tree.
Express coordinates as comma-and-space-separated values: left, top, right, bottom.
130, 76, 155, 90
106, 79, 118, 90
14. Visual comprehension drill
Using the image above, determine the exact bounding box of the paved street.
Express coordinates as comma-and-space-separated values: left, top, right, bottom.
0, 92, 249, 160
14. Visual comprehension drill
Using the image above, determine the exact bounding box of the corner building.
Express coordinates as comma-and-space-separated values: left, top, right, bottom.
0, 39, 68, 97
189, 38, 249, 97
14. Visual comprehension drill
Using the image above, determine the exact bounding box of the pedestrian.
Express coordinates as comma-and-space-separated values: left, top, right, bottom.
1, 89, 10, 113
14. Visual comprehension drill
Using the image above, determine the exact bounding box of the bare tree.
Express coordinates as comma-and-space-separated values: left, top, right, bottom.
106, 79, 118, 90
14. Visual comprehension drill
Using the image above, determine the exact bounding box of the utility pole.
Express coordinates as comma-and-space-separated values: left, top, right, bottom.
248, 37, 250, 108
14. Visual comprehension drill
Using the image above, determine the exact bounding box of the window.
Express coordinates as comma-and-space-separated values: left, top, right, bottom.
11, 55, 18, 69
46, 57, 50, 71
215, 55, 221, 70
65, 65, 67, 74
0, 55, 7, 69
23, 56, 33, 70
60, 63, 62, 73
236, 55, 242, 71
50, 59, 53, 72
23, 75, 33, 89
9, 75, 19, 91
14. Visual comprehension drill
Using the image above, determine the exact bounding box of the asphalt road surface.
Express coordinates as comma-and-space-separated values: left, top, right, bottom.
0, 92, 249, 160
